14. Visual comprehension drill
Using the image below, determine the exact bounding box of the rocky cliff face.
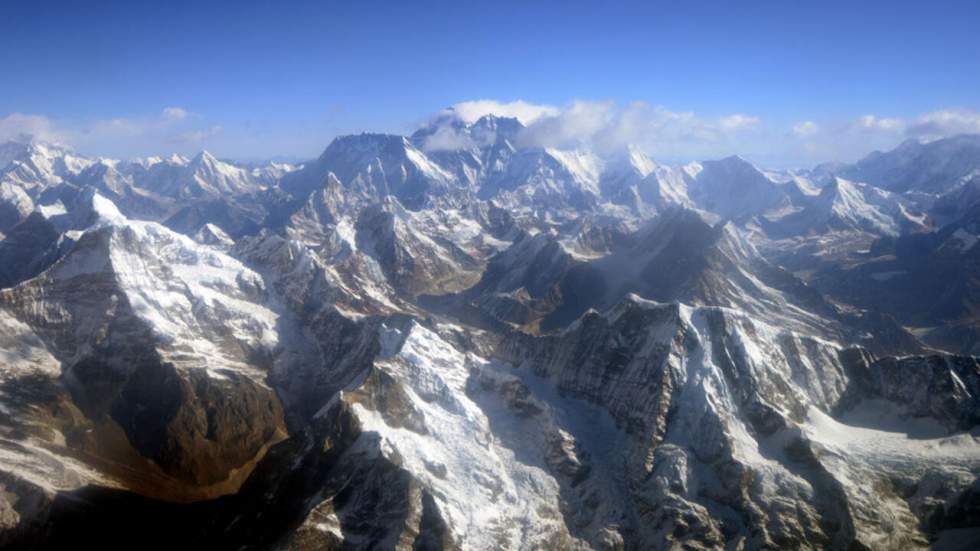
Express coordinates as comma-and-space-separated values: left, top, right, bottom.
0, 201, 286, 504
202, 296, 976, 550
494, 295, 980, 550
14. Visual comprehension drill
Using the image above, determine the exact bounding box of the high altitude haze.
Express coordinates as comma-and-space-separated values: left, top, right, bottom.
2, 0, 979, 165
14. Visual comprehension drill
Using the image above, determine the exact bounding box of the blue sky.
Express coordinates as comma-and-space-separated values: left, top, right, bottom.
1, 0, 979, 165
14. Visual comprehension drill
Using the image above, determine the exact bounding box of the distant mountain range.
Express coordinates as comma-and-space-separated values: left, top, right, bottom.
1, 115, 979, 550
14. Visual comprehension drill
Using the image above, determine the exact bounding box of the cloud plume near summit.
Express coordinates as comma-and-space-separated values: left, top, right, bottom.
421, 100, 763, 161
420, 99, 980, 166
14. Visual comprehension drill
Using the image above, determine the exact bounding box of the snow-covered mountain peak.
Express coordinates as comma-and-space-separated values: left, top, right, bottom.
24, 139, 75, 158
470, 112, 523, 132
278, 131, 458, 209
322, 132, 410, 158
124, 153, 188, 169
699, 154, 766, 180
687, 155, 789, 219
0, 139, 94, 191
169, 152, 190, 164
543, 147, 603, 187
601, 145, 658, 178
593, 146, 689, 216
0, 139, 79, 168
134, 152, 191, 167
427, 107, 525, 131
189, 150, 221, 170
626, 145, 657, 175
32, 194, 280, 377
466, 113, 524, 146
412, 112, 525, 156
842, 133, 980, 194
819, 177, 913, 235
124, 148, 260, 200
88, 190, 127, 224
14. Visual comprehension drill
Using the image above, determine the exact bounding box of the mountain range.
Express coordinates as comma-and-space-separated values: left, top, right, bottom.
1, 113, 979, 550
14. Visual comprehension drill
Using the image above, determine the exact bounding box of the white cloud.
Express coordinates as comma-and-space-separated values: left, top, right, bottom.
421, 100, 765, 160
855, 114, 903, 132
447, 99, 560, 125
792, 121, 819, 137
0, 113, 65, 144
719, 114, 760, 131
512, 101, 763, 158
421, 125, 477, 152
161, 106, 189, 121
906, 109, 980, 139
518, 100, 617, 149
